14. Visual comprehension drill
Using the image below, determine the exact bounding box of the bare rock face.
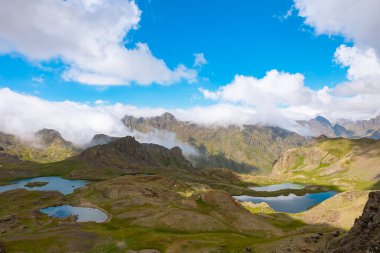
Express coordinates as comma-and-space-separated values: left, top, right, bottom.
324, 191, 380, 253
79, 136, 193, 174
88, 134, 118, 147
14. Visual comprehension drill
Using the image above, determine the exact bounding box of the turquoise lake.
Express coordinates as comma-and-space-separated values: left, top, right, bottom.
0, 176, 88, 195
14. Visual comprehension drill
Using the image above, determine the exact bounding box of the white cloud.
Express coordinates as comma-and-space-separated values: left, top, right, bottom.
199, 70, 313, 107
334, 45, 380, 80
193, 53, 207, 67
333, 45, 380, 96
294, 0, 380, 55
0, 0, 196, 86
2, 85, 380, 144
199, 69, 380, 123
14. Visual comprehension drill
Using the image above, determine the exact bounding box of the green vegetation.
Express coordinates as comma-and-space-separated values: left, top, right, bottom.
24, 181, 49, 187
269, 137, 380, 191
0, 131, 78, 164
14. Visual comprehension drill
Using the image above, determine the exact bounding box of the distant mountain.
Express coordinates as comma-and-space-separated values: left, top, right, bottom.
0, 130, 78, 163
298, 115, 380, 140
337, 115, 380, 139
122, 113, 308, 173
298, 116, 353, 138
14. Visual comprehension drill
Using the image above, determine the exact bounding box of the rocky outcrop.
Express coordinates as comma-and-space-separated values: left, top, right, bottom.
79, 136, 193, 174
325, 191, 380, 253
35, 128, 74, 148
87, 134, 118, 147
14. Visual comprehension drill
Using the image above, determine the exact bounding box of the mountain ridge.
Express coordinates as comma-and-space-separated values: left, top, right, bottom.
122, 113, 308, 173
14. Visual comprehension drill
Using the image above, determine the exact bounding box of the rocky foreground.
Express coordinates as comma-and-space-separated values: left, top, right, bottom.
323, 191, 380, 253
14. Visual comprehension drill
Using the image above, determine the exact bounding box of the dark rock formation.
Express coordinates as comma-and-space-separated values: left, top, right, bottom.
79, 136, 193, 174
325, 191, 380, 253
88, 134, 118, 147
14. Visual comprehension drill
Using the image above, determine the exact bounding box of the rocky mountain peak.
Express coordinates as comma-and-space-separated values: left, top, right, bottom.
79, 135, 193, 174
112, 136, 140, 152
314, 116, 332, 127
89, 134, 118, 147
160, 112, 176, 121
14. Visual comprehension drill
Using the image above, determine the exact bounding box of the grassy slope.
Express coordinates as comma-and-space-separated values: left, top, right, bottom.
269, 138, 380, 191
0, 132, 78, 164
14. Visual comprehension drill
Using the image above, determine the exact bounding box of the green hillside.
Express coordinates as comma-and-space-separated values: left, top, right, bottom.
271, 137, 380, 190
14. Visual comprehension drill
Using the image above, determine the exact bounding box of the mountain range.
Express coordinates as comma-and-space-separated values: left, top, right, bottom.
123, 112, 307, 173
298, 115, 380, 139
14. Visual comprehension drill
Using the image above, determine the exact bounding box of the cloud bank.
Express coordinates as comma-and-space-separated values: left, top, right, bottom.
294, 0, 380, 55
0, 0, 196, 86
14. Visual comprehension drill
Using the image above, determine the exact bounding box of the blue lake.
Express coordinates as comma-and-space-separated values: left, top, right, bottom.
234, 191, 337, 213
40, 205, 108, 223
250, 183, 305, 192
0, 176, 88, 195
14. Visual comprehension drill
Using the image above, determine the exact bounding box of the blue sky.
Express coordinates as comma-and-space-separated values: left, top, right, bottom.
0, 0, 379, 142
0, 0, 349, 108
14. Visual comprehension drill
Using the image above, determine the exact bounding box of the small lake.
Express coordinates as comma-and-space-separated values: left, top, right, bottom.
234, 191, 337, 213
250, 183, 305, 192
40, 205, 108, 223
0, 176, 88, 195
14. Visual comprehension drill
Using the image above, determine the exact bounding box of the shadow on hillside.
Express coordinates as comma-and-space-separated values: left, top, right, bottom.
188, 144, 259, 174
368, 180, 380, 190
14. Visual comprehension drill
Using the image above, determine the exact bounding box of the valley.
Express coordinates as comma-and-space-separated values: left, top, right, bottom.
0, 118, 379, 252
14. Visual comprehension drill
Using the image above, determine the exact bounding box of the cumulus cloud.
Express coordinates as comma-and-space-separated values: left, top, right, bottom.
199, 68, 380, 123
193, 53, 207, 67
333, 45, 380, 96
0, 0, 196, 86
294, 0, 380, 55
334, 45, 380, 81
199, 70, 313, 106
